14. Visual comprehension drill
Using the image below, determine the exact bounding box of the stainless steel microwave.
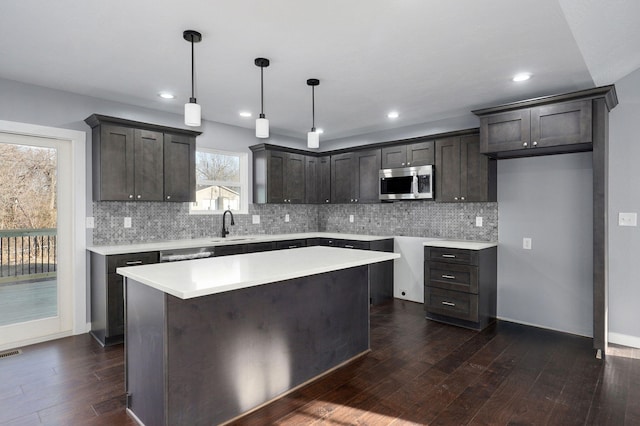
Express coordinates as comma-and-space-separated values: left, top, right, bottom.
379, 165, 434, 200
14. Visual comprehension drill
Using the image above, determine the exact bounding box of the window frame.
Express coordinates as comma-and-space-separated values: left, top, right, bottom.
189, 147, 249, 215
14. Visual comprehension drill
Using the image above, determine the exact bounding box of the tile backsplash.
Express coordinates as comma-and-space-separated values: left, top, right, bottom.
91, 201, 497, 245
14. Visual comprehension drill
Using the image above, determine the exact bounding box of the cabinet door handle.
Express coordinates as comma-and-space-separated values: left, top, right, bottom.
533, 141, 538, 146
344, 245, 354, 249
523, 142, 528, 147
355, 199, 358, 203
407, 162, 411, 165
129, 195, 134, 199
442, 254, 456, 258
166, 195, 171, 200
401, 162, 405, 166
461, 196, 465, 201
454, 197, 458, 200
125, 261, 143, 266
441, 274, 456, 279
137, 195, 141, 199
441, 301, 456, 307
325, 199, 329, 203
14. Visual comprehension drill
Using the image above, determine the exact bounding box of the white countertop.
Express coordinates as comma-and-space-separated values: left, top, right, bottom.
88, 232, 392, 255
423, 240, 497, 250
117, 246, 400, 299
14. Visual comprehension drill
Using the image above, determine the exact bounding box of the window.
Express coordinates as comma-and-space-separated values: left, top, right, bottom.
190, 148, 248, 214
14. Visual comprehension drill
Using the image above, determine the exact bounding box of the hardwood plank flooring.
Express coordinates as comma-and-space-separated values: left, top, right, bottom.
1, 299, 639, 425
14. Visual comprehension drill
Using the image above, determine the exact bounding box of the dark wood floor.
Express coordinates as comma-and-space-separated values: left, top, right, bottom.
1, 300, 639, 425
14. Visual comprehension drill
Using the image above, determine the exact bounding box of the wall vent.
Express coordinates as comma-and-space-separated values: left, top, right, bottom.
0, 349, 22, 359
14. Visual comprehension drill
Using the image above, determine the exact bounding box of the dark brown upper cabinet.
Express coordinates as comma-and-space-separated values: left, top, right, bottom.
251, 145, 306, 204
331, 149, 381, 204
85, 114, 200, 202
476, 99, 593, 158
435, 134, 496, 203
163, 133, 196, 202
381, 140, 435, 169
305, 155, 331, 204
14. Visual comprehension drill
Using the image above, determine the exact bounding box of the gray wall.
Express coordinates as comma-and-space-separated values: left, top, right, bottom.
496, 153, 593, 337
608, 67, 640, 347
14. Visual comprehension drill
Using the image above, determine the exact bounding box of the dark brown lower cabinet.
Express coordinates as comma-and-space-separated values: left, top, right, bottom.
424, 245, 496, 330
318, 237, 394, 305
90, 251, 159, 346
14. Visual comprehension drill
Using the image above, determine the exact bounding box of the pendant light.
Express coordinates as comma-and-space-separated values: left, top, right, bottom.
255, 58, 270, 138
307, 79, 320, 149
183, 30, 202, 127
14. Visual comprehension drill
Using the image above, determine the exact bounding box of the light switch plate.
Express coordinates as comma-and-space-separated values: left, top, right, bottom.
86, 217, 95, 228
349, 215, 354, 223
475, 216, 483, 227
252, 215, 260, 224
284, 214, 290, 223
619, 212, 638, 227
523, 237, 532, 250
124, 217, 132, 228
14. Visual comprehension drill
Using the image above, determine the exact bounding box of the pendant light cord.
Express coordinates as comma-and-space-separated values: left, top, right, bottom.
311, 85, 315, 130
190, 35, 195, 101
260, 66, 265, 117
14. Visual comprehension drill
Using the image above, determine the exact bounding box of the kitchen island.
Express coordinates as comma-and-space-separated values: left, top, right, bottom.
118, 246, 399, 426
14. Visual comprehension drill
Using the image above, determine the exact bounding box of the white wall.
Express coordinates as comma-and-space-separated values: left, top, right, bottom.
496, 153, 593, 336
608, 67, 640, 348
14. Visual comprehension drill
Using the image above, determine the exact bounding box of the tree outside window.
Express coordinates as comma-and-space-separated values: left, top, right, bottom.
190, 148, 248, 214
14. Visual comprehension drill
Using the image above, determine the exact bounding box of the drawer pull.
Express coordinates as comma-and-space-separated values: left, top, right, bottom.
344, 245, 354, 249
441, 254, 456, 258
441, 301, 456, 307
288, 245, 298, 249
125, 260, 143, 266
441, 274, 456, 279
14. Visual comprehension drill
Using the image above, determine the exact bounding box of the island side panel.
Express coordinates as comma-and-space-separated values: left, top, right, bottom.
165, 265, 369, 426
125, 278, 167, 426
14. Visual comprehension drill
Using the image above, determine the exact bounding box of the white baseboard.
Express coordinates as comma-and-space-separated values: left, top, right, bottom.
609, 332, 640, 349
0, 330, 73, 352
496, 316, 592, 338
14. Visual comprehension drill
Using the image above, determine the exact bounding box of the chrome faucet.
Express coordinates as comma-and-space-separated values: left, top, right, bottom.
221, 209, 235, 238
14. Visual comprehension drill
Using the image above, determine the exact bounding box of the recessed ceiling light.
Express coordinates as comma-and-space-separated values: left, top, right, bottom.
387, 111, 399, 119
512, 73, 532, 82
239, 111, 252, 118
316, 128, 324, 134
158, 92, 176, 99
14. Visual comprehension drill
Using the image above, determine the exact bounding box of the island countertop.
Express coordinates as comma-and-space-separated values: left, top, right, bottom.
117, 246, 400, 299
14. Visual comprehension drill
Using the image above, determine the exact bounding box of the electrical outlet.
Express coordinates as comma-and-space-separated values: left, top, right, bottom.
619, 212, 638, 227
523, 237, 532, 250
124, 217, 132, 228
349, 215, 354, 223
252, 215, 260, 224
285, 214, 290, 223
86, 217, 95, 229
475, 216, 483, 227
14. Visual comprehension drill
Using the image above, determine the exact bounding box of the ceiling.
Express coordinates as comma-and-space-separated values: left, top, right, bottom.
1, 1, 638, 142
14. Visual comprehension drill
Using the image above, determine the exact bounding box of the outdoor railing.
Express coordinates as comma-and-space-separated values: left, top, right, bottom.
0, 229, 57, 278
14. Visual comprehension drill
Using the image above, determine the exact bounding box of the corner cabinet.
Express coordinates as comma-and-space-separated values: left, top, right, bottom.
435, 133, 496, 202
250, 144, 306, 204
85, 115, 200, 202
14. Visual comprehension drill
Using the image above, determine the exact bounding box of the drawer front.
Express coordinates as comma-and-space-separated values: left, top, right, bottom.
427, 262, 478, 293
427, 247, 478, 265
107, 251, 159, 273
275, 239, 308, 250
425, 287, 478, 322
337, 240, 369, 250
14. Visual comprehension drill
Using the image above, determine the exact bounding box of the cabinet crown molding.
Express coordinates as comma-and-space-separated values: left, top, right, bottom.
84, 114, 203, 137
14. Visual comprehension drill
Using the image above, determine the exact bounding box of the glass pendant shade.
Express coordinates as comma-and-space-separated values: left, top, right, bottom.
307, 129, 319, 149
184, 101, 201, 127
256, 116, 269, 138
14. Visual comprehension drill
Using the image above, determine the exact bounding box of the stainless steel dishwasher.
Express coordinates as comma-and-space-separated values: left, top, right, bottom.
159, 246, 216, 262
